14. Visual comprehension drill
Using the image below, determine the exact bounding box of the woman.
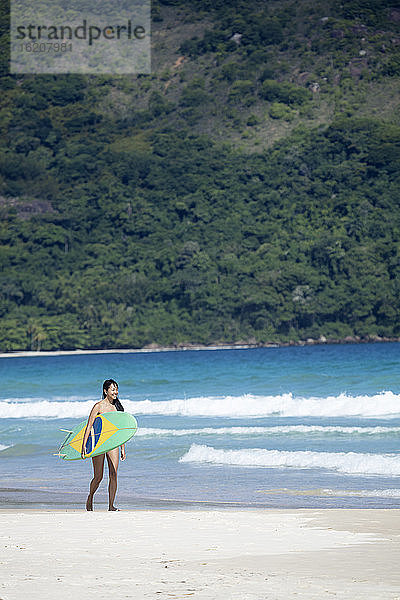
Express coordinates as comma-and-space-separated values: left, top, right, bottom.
81, 379, 126, 511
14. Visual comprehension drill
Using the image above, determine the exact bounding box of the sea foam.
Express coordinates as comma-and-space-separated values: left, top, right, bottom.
180, 444, 400, 476
318, 488, 400, 498
0, 400, 95, 419
136, 425, 400, 437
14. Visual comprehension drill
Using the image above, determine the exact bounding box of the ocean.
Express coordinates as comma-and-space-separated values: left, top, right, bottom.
1, 343, 400, 509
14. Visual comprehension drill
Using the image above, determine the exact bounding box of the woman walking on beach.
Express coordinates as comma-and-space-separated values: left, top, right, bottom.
81, 379, 126, 511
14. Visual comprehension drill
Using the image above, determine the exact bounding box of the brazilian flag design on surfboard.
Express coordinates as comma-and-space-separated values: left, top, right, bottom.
58, 412, 138, 460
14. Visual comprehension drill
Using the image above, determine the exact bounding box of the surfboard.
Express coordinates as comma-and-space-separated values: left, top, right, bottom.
57, 412, 138, 460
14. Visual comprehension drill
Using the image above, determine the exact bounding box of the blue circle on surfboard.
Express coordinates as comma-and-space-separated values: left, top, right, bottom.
85, 416, 102, 454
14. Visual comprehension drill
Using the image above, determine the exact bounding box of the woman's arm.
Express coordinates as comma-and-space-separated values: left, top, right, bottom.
81, 403, 101, 459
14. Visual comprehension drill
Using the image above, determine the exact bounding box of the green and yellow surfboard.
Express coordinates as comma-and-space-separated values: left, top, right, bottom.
58, 412, 138, 460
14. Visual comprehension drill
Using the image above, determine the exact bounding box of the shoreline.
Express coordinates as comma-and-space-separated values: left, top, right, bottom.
1, 509, 399, 599
0, 336, 399, 359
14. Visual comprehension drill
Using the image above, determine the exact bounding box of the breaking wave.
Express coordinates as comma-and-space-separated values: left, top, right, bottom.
1, 390, 400, 419
180, 444, 400, 476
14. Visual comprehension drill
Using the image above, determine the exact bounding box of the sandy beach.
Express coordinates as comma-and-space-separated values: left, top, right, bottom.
0, 345, 258, 359
1, 509, 400, 599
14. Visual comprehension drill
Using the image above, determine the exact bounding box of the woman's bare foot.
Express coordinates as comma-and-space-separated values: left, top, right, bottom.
108, 506, 120, 511
86, 495, 93, 511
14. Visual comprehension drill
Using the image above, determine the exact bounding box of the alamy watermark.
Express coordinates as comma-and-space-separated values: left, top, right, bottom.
11, 0, 151, 74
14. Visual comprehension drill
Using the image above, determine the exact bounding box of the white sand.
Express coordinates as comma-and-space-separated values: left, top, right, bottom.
1, 509, 400, 599
0, 345, 255, 359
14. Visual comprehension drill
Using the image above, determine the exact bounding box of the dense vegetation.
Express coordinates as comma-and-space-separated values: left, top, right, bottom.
0, 0, 399, 350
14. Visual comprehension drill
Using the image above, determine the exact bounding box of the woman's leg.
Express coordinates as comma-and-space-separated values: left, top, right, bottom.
86, 454, 105, 511
106, 448, 119, 511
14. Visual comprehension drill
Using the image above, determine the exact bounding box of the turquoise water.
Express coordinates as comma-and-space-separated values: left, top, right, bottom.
1, 343, 400, 509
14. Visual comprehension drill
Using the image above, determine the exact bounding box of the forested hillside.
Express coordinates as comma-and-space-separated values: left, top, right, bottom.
0, 0, 400, 351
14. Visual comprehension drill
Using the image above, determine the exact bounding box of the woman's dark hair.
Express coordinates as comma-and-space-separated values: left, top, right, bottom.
103, 379, 124, 411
